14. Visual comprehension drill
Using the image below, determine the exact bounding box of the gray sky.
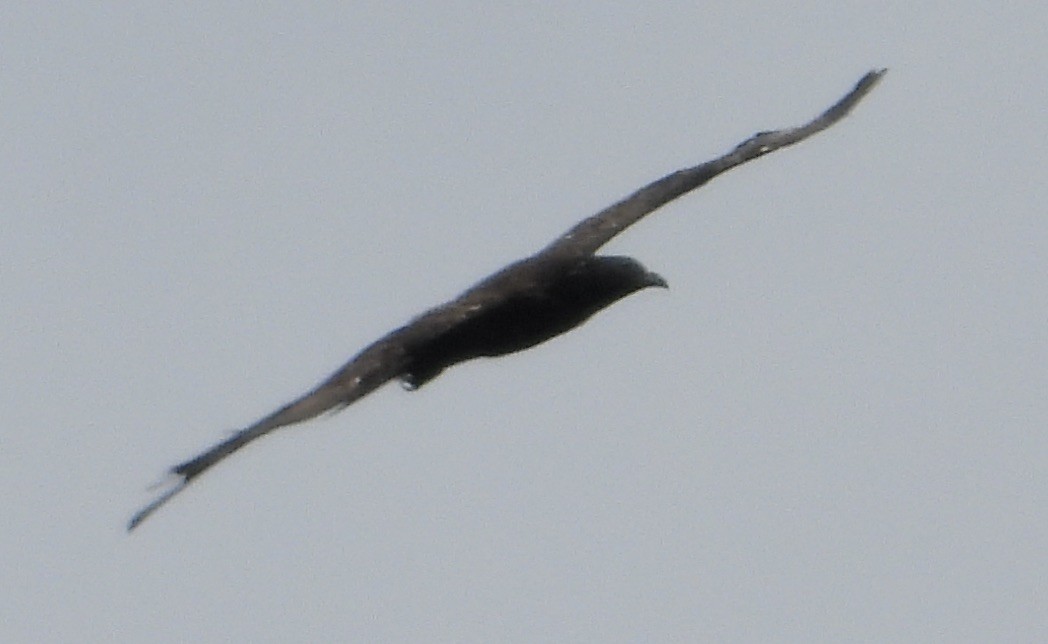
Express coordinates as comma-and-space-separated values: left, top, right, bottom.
4, 3, 1046, 641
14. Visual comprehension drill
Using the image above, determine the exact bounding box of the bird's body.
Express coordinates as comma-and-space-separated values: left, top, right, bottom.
129, 70, 884, 530
162, 255, 664, 483
399, 254, 666, 388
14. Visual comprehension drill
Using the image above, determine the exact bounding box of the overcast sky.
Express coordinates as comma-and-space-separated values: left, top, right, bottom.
4, 3, 1046, 641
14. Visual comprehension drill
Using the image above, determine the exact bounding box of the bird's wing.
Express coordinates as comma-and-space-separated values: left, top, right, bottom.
128, 330, 415, 531
128, 281, 531, 531
540, 69, 885, 260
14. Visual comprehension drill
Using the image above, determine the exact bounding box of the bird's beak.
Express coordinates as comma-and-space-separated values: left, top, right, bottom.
648, 272, 669, 289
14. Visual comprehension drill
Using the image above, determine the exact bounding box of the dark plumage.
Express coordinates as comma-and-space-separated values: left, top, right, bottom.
129, 70, 884, 530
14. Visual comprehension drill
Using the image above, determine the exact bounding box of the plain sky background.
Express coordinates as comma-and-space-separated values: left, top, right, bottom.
3, 3, 1045, 641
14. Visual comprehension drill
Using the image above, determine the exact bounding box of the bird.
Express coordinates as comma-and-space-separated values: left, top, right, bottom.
129, 69, 885, 531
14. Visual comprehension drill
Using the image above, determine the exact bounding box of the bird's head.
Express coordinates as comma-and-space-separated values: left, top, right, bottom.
589, 255, 668, 292
559, 255, 669, 308
645, 269, 669, 290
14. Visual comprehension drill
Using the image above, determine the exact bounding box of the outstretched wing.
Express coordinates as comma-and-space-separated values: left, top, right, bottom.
540, 69, 885, 260
127, 277, 537, 531
127, 335, 412, 530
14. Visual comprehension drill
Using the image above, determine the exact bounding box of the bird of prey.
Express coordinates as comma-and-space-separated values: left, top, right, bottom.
129, 70, 884, 531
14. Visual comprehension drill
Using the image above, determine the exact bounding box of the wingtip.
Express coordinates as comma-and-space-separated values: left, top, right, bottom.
858, 68, 888, 90
127, 472, 189, 532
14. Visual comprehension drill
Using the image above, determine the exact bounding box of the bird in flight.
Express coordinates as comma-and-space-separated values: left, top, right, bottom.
129, 70, 885, 531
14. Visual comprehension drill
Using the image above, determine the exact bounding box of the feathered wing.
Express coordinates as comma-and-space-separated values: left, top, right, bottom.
541, 69, 886, 259
127, 338, 408, 530
128, 283, 532, 531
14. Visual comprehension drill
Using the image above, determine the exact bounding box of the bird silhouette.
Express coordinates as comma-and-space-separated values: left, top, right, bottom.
129, 70, 885, 531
